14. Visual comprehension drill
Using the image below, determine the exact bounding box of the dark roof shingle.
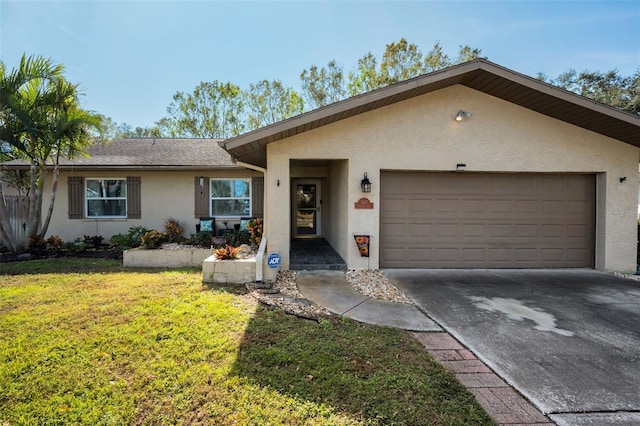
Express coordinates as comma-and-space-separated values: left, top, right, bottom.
27, 138, 237, 170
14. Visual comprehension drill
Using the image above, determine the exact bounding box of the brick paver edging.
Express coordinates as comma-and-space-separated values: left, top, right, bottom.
412, 332, 554, 425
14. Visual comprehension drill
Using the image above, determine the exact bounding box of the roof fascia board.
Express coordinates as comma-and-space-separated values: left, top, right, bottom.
478, 61, 640, 125
223, 59, 639, 155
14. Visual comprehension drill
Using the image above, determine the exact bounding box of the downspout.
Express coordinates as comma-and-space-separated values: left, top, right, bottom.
234, 160, 267, 283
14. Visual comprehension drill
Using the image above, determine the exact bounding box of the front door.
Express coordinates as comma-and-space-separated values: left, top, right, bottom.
293, 180, 321, 238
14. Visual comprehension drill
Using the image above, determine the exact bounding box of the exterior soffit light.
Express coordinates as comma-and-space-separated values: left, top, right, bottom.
455, 110, 472, 121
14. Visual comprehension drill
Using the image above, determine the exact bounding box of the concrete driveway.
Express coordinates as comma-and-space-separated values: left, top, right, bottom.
386, 269, 640, 426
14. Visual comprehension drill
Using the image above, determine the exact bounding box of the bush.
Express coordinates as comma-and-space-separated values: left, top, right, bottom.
140, 230, 165, 249
83, 235, 104, 249
223, 229, 250, 247
189, 231, 213, 248
246, 218, 263, 247
110, 226, 151, 249
63, 238, 87, 254
28, 235, 46, 253
164, 217, 184, 243
214, 245, 242, 260
46, 235, 64, 252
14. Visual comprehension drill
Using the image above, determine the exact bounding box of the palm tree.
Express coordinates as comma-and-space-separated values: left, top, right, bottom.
0, 54, 103, 252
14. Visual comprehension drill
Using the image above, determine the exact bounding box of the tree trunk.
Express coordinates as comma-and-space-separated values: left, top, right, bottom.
40, 164, 60, 239
25, 159, 38, 242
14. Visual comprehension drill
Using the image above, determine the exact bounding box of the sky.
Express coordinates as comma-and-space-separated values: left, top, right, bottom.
1, 0, 639, 129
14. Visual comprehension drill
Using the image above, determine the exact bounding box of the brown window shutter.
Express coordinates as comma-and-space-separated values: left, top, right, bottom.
127, 177, 141, 219
68, 176, 84, 219
251, 176, 264, 218
194, 177, 210, 218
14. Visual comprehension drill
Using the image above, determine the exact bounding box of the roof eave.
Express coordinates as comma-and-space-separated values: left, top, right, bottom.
221, 59, 640, 166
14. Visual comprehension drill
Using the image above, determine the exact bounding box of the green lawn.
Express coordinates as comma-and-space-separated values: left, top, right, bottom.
0, 259, 494, 425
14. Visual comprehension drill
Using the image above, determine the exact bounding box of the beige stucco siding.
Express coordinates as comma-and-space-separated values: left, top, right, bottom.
264, 85, 639, 276
44, 169, 260, 242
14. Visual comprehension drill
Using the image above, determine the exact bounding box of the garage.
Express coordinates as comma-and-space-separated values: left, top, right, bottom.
380, 172, 595, 268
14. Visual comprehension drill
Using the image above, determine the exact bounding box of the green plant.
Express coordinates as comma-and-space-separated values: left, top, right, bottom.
45, 235, 64, 252
223, 229, 250, 247
140, 230, 165, 249
164, 217, 184, 243
63, 238, 86, 254
110, 226, 151, 249
83, 235, 104, 249
28, 235, 46, 252
246, 218, 263, 247
214, 244, 242, 260
189, 231, 213, 248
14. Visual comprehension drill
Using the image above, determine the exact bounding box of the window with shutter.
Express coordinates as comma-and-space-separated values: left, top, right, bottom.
69, 176, 141, 219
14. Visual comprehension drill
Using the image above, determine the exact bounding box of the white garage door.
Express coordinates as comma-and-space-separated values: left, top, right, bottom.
380, 172, 595, 268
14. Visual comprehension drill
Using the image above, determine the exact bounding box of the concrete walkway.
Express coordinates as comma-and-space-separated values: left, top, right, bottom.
296, 270, 440, 331
296, 270, 554, 425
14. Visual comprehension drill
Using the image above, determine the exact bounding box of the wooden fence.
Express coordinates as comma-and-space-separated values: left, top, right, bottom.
2, 195, 30, 246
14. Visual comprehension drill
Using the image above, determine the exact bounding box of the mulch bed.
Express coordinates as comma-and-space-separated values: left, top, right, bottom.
0, 248, 123, 263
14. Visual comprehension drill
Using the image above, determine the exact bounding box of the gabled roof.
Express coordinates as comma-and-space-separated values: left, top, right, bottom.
221, 59, 640, 168
5, 138, 237, 170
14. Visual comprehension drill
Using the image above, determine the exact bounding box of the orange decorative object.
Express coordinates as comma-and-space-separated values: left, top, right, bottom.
354, 198, 374, 209
353, 235, 370, 257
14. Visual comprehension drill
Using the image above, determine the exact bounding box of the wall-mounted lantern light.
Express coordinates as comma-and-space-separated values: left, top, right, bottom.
455, 110, 472, 122
456, 163, 466, 171
361, 172, 372, 193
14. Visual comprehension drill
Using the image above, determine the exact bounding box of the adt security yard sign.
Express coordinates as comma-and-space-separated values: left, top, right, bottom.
267, 253, 281, 269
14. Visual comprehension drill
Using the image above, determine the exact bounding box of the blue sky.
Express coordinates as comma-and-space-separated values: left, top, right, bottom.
1, 1, 639, 129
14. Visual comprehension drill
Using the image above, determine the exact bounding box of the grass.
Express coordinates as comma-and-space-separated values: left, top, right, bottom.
0, 259, 494, 425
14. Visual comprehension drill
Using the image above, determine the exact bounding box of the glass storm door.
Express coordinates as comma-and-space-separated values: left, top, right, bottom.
293, 180, 321, 238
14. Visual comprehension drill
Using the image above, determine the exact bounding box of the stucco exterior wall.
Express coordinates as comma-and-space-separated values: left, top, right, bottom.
264, 85, 639, 273
43, 168, 260, 243
326, 160, 349, 260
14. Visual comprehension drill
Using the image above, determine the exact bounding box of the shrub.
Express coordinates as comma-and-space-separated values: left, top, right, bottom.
46, 235, 64, 252
246, 218, 263, 247
28, 235, 46, 252
223, 229, 250, 247
63, 238, 86, 254
83, 235, 104, 249
189, 231, 214, 248
110, 226, 151, 249
214, 244, 242, 260
140, 230, 165, 249
164, 217, 184, 243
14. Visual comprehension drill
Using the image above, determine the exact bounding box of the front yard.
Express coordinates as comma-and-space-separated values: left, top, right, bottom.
0, 259, 493, 425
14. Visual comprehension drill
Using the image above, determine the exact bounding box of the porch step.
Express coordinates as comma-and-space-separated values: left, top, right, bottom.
290, 262, 347, 271
290, 238, 347, 271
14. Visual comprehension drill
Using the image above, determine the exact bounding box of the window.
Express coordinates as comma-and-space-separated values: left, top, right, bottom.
86, 178, 127, 218
210, 178, 251, 217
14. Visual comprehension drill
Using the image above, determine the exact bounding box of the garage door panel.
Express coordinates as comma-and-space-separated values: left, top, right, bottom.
409, 248, 433, 261
567, 224, 589, 238
407, 223, 432, 237
380, 172, 595, 268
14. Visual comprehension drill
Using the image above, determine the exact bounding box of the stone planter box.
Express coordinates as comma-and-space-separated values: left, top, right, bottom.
123, 247, 212, 268
202, 255, 256, 284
